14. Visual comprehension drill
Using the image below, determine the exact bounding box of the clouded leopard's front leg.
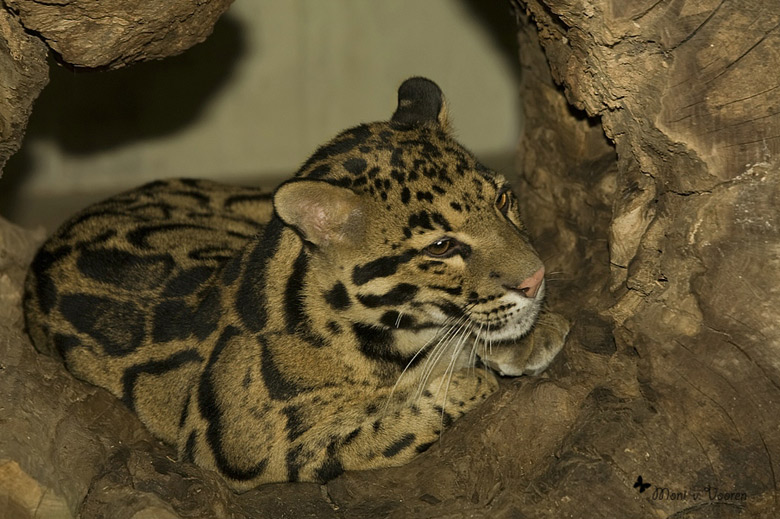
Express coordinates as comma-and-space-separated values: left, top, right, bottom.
480, 310, 570, 376
335, 367, 500, 474
179, 356, 499, 490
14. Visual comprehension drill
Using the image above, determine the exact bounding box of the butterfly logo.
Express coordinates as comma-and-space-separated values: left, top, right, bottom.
634, 475, 651, 493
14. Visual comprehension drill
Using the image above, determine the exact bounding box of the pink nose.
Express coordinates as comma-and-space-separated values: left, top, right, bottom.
514, 267, 545, 298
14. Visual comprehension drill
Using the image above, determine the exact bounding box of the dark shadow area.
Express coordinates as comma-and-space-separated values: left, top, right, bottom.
459, 0, 522, 81
26, 13, 246, 154
0, 12, 246, 219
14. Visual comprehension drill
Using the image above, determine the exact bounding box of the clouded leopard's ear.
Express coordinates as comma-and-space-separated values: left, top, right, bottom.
391, 77, 450, 130
273, 180, 365, 247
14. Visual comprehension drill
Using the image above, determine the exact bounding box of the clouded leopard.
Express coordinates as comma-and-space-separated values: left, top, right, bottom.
23, 77, 569, 491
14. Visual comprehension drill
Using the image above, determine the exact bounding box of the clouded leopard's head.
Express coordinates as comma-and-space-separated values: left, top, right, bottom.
273, 77, 545, 347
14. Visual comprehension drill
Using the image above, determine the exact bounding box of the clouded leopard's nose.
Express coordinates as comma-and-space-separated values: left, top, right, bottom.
506, 267, 545, 298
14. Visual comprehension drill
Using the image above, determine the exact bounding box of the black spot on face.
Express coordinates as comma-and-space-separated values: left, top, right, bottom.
380, 311, 417, 329
408, 211, 433, 231
327, 321, 342, 334
430, 212, 452, 232
324, 281, 351, 310
417, 260, 445, 272
352, 250, 416, 286
352, 323, 427, 370
435, 301, 463, 319
430, 285, 462, 296
357, 283, 418, 308
416, 191, 434, 203
401, 187, 411, 204
450, 201, 462, 212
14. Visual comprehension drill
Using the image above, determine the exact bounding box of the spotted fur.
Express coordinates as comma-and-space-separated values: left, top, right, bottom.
23, 78, 569, 490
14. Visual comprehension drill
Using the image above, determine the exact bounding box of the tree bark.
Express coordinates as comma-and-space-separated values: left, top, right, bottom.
4, 0, 234, 69
0, 6, 47, 175
508, 0, 780, 516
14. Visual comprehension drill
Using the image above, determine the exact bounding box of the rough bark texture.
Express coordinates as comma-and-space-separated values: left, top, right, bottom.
0, 0, 232, 177
0, 6, 47, 175
3, 0, 233, 69
1, 0, 779, 518
510, 0, 780, 517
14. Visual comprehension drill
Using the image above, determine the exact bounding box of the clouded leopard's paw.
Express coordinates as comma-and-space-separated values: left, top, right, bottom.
480, 311, 570, 377
425, 367, 500, 414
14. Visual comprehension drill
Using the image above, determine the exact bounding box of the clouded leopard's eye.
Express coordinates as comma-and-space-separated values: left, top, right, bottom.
496, 188, 510, 215
424, 238, 455, 257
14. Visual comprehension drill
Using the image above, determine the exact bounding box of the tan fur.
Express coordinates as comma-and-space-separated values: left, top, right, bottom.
23, 78, 569, 490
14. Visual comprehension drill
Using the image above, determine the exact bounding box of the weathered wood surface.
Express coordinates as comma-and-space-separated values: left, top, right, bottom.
510, 0, 780, 517
4, 0, 234, 69
0, 7, 47, 175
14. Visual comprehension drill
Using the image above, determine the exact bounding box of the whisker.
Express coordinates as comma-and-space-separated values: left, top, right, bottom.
416, 317, 469, 401
385, 314, 460, 409
415, 308, 472, 396
415, 303, 476, 402
487, 321, 493, 356
411, 319, 462, 402
434, 321, 472, 400
436, 322, 473, 431
468, 322, 484, 373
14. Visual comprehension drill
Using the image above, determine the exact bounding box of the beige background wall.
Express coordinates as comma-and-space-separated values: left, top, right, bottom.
0, 0, 521, 230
